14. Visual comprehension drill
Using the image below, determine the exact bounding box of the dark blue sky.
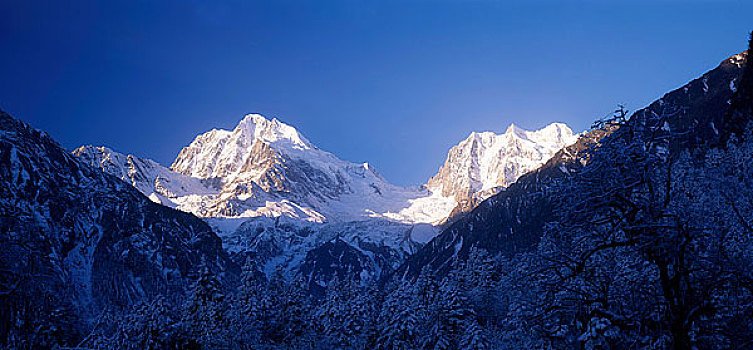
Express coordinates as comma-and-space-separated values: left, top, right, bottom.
1, 1, 751, 185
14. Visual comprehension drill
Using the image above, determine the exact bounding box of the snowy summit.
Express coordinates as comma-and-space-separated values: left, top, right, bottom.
78, 114, 579, 227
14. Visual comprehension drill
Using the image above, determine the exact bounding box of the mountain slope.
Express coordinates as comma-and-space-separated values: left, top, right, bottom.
0, 110, 238, 345
73, 145, 218, 207
75, 115, 579, 288
85, 114, 576, 227
427, 122, 578, 218
168, 114, 455, 224
215, 216, 420, 292
397, 50, 748, 278
74, 135, 434, 286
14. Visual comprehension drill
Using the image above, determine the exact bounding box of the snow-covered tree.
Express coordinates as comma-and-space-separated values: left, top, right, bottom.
255, 268, 314, 347
181, 261, 230, 349
377, 282, 419, 350
109, 296, 177, 350
523, 101, 753, 349
315, 276, 378, 349
228, 257, 265, 347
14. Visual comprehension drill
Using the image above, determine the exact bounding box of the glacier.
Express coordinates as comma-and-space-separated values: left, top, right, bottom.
75, 113, 578, 284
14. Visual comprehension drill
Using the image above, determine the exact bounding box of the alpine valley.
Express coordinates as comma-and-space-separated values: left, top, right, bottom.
2, 31, 752, 350
74, 113, 578, 288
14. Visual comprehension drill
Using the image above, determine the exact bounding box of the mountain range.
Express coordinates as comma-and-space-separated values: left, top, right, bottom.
1, 37, 749, 349
76, 116, 577, 227
398, 50, 749, 278
72, 113, 577, 287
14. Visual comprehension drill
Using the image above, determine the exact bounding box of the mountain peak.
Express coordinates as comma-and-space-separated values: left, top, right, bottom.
531, 122, 576, 144
503, 122, 575, 142
241, 113, 269, 124
505, 123, 522, 135
235, 113, 311, 150
171, 113, 316, 180
428, 121, 578, 206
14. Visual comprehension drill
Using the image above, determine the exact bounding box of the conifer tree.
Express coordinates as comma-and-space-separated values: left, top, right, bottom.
111, 296, 176, 350
181, 261, 229, 349
377, 282, 419, 350
229, 257, 265, 346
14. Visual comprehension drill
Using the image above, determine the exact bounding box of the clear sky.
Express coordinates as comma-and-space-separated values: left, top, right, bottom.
1, 1, 751, 186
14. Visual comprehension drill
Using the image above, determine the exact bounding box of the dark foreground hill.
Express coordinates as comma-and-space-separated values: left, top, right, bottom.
0, 111, 239, 347
397, 49, 749, 279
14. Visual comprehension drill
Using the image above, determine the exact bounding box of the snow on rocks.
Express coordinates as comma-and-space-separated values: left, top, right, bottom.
78, 114, 578, 237
76, 113, 577, 281
427, 122, 579, 206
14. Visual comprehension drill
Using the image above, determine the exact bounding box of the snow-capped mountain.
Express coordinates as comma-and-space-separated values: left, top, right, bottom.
79, 115, 576, 228
168, 114, 436, 223
76, 114, 578, 287
398, 50, 749, 279
78, 115, 458, 225
427, 122, 578, 216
